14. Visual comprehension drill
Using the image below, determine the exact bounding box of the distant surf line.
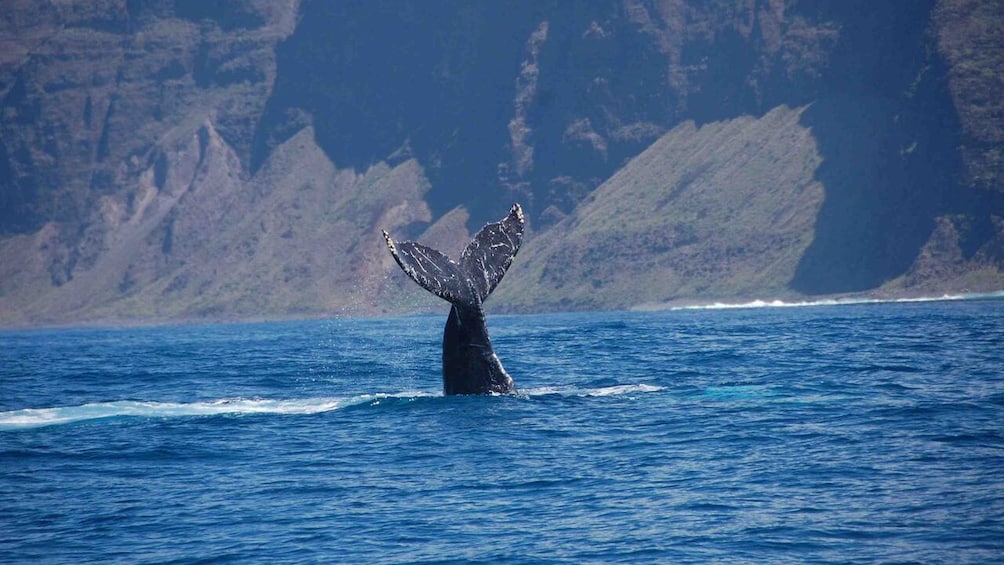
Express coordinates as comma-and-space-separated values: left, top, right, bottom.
0, 385, 664, 430
642, 291, 1004, 312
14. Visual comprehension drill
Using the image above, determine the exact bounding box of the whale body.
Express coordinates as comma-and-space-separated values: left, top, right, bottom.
382, 204, 524, 395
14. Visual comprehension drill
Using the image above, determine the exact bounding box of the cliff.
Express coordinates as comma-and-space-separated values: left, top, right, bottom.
495, 105, 825, 311
1, 0, 1001, 326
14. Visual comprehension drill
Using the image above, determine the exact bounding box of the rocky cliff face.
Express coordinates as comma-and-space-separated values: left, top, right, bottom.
935, 0, 1004, 194
0, 0, 1001, 325
495, 105, 826, 311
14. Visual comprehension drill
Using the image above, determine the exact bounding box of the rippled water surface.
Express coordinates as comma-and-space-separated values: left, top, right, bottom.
2, 299, 1003, 563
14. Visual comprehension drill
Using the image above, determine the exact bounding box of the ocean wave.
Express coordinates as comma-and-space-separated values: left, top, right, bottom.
0, 385, 663, 430
520, 383, 664, 397
0, 393, 428, 430
654, 291, 1004, 311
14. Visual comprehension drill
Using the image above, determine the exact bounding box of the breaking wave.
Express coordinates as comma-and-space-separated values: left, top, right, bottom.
0, 384, 664, 430
657, 291, 1004, 311
0, 394, 422, 430
521, 383, 664, 397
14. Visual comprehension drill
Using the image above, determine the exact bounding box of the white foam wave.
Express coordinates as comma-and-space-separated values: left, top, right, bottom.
660, 291, 1004, 312
521, 383, 664, 397
1, 385, 663, 430
0, 393, 433, 430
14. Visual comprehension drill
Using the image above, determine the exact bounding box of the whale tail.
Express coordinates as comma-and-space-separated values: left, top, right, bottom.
382, 203, 525, 308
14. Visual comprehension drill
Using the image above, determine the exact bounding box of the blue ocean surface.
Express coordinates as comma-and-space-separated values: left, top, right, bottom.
2, 298, 1003, 563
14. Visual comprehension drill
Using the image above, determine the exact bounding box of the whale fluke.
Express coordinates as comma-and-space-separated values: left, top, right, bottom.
381, 234, 472, 305
383, 203, 524, 308
459, 203, 524, 303
382, 204, 525, 394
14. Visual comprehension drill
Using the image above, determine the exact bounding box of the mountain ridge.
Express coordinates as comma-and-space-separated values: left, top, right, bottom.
1, 0, 1001, 327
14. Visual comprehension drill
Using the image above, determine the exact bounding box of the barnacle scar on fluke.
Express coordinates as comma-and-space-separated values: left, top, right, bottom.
382, 204, 524, 395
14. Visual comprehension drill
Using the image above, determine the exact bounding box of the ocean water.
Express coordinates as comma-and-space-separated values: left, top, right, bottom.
2, 298, 1003, 564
